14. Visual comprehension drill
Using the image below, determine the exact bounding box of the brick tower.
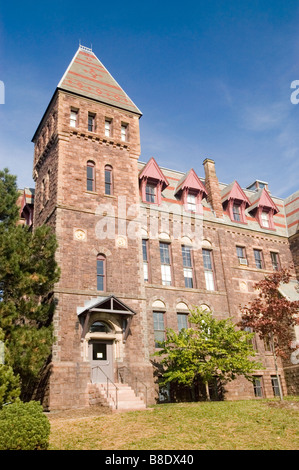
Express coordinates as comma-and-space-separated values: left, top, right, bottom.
32, 46, 153, 410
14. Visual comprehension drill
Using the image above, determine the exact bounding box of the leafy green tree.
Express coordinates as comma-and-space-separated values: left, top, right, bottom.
155, 307, 262, 400
0, 168, 60, 400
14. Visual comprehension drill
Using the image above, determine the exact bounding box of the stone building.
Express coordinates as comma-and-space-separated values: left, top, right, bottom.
23, 45, 299, 410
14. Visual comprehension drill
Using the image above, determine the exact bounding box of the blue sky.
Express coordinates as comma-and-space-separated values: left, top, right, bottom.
0, 0, 299, 198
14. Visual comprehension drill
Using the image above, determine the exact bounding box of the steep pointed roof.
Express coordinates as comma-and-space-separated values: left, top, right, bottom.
248, 188, 279, 214
139, 157, 169, 190
58, 46, 142, 115
175, 168, 207, 196
221, 180, 251, 206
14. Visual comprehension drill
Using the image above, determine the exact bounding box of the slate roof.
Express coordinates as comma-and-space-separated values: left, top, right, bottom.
58, 46, 142, 115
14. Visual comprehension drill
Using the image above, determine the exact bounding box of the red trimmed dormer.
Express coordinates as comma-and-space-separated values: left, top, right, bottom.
174, 168, 207, 213
139, 157, 169, 205
221, 181, 250, 224
248, 188, 279, 230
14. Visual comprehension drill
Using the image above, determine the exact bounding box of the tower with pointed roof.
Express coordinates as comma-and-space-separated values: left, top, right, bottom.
32, 46, 155, 410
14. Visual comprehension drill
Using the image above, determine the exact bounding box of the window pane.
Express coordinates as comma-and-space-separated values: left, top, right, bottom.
202, 249, 212, 270
146, 184, 156, 203
254, 249, 263, 269
92, 343, 107, 361
253, 377, 263, 397
233, 204, 241, 221
182, 245, 192, 267
143, 262, 148, 282
271, 376, 280, 397
160, 242, 170, 265
261, 211, 269, 227
177, 313, 188, 331
271, 252, 279, 271
236, 246, 244, 259
161, 265, 172, 285
153, 312, 165, 347
184, 268, 193, 288
205, 271, 215, 291
187, 193, 196, 211
142, 239, 148, 261
105, 168, 112, 195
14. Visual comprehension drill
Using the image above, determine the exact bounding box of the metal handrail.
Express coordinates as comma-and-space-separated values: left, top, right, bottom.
91, 366, 119, 410
117, 365, 148, 407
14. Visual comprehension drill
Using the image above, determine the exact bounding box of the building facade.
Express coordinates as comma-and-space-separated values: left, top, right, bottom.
24, 46, 299, 410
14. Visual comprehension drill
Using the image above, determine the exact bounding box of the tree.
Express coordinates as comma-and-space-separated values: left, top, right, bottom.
154, 307, 262, 401
239, 269, 299, 400
0, 168, 60, 400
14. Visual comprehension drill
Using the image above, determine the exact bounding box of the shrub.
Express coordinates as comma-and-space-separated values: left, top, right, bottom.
0, 399, 50, 450
0, 364, 21, 409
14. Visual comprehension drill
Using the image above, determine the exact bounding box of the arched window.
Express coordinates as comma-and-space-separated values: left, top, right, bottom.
104, 165, 113, 195
87, 161, 95, 192
89, 321, 111, 333
97, 254, 106, 291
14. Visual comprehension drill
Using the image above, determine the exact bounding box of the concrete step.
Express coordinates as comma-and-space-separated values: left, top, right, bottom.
88, 382, 147, 411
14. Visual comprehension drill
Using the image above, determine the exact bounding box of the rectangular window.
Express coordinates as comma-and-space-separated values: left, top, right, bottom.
202, 249, 215, 291
254, 249, 264, 269
70, 110, 78, 127
271, 376, 281, 397
187, 193, 197, 212
105, 119, 112, 137
236, 246, 247, 265
253, 377, 264, 397
270, 252, 280, 271
97, 257, 105, 291
121, 123, 128, 141
233, 203, 241, 221
145, 183, 156, 203
88, 113, 95, 132
105, 166, 112, 195
142, 239, 149, 282
177, 313, 188, 332
182, 245, 194, 288
87, 162, 95, 192
261, 211, 270, 228
153, 311, 165, 348
160, 242, 172, 286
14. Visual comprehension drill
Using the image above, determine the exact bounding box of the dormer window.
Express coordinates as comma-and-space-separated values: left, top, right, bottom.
139, 157, 169, 206
174, 168, 207, 214
221, 181, 250, 224
145, 182, 156, 203
248, 188, 278, 231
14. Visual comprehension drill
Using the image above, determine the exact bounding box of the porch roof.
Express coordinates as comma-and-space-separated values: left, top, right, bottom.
77, 295, 136, 317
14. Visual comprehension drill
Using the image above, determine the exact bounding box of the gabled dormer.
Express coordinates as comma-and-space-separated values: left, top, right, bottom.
174, 168, 207, 213
248, 188, 279, 230
221, 181, 250, 223
139, 157, 169, 205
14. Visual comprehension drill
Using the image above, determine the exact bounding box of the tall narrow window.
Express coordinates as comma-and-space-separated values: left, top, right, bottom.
104, 165, 113, 195
153, 311, 165, 348
187, 193, 197, 212
177, 313, 188, 332
145, 183, 156, 203
105, 118, 112, 137
236, 246, 247, 265
88, 113, 95, 132
233, 203, 241, 222
271, 376, 281, 397
142, 239, 149, 282
270, 252, 280, 271
182, 245, 194, 288
159, 242, 172, 286
202, 249, 215, 291
254, 249, 264, 269
87, 161, 95, 192
121, 123, 128, 141
70, 109, 78, 127
261, 211, 270, 228
97, 254, 106, 291
253, 377, 264, 397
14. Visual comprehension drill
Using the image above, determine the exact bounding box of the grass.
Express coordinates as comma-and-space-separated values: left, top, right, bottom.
48, 398, 299, 450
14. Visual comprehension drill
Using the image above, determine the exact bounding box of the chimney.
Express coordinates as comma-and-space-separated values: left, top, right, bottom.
203, 158, 223, 218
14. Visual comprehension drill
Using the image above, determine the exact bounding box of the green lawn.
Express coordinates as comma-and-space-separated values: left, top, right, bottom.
48, 398, 299, 450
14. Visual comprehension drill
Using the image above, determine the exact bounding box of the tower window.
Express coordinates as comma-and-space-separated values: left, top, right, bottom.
97, 254, 106, 291
202, 249, 215, 291
88, 113, 95, 132
87, 161, 95, 192
121, 123, 128, 141
105, 119, 112, 137
70, 109, 78, 127
104, 165, 113, 195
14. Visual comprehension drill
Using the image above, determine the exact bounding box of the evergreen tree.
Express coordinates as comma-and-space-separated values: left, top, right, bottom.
0, 168, 60, 400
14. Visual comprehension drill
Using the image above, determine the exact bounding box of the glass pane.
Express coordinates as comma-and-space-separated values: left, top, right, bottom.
202, 249, 212, 270
90, 321, 110, 333
177, 313, 188, 331
97, 260, 104, 275
182, 246, 192, 267
236, 246, 244, 259
142, 239, 148, 261
205, 271, 215, 291
87, 179, 94, 191
143, 262, 148, 282
161, 265, 171, 285
87, 166, 94, 179
153, 312, 164, 330
184, 268, 193, 288
92, 343, 107, 361
160, 243, 170, 265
